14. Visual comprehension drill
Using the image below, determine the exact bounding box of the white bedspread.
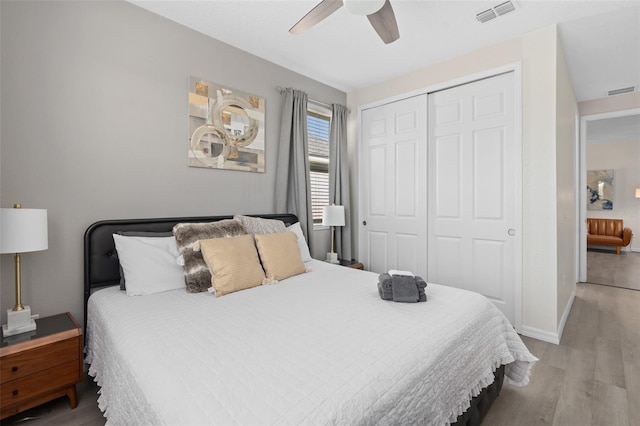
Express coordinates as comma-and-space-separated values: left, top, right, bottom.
86, 260, 537, 426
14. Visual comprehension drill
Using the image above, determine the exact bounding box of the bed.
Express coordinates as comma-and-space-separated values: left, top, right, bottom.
84, 213, 537, 426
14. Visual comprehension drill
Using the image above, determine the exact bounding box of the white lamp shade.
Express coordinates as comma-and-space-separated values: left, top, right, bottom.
0, 208, 48, 254
343, 0, 386, 15
636, 188, 640, 198
322, 205, 345, 227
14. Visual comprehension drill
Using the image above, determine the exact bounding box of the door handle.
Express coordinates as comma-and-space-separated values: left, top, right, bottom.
508, 229, 516, 236
362, 220, 367, 226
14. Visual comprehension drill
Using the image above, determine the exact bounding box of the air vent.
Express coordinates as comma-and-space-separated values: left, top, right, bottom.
494, 1, 516, 16
476, 9, 497, 23
608, 86, 636, 96
476, 1, 518, 23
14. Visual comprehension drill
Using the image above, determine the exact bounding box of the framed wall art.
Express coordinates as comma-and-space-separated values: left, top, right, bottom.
188, 77, 265, 172
587, 169, 614, 210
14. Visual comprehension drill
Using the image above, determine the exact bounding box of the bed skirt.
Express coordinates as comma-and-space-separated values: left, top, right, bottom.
453, 364, 505, 426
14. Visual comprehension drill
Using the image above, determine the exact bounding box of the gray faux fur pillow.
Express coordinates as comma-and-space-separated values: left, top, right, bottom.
173, 219, 247, 293
234, 214, 286, 235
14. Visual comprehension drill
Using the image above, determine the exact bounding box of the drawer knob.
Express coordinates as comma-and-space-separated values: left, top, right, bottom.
11, 366, 18, 372
12, 390, 18, 396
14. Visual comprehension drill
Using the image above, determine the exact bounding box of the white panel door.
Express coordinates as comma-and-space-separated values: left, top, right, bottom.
428, 72, 519, 324
360, 95, 428, 278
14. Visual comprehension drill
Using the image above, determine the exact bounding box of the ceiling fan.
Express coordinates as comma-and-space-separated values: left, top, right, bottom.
289, 0, 400, 44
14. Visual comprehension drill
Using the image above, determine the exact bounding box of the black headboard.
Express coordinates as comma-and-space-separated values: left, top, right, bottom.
83, 213, 298, 328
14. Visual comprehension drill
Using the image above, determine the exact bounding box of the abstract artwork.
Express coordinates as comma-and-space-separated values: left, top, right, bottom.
188, 77, 265, 172
587, 169, 614, 210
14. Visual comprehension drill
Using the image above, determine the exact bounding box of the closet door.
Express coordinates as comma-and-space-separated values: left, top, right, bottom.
360, 95, 428, 278
427, 72, 519, 324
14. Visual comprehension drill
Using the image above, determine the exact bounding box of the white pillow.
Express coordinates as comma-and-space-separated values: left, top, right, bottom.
113, 234, 184, 296
286, 222, 313, 262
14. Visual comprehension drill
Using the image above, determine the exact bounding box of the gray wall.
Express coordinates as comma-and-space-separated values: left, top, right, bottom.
0, 1, 344, 325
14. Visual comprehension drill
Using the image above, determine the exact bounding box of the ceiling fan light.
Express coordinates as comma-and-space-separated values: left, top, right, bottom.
343, 0, 386, 16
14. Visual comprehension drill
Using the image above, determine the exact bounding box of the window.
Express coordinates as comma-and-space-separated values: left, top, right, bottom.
307, 106, 331, 225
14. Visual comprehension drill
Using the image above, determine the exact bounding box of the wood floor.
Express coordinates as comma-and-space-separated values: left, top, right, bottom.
587, 249, 640, 291
3, 283, 638, 426
483, 282, 639, 426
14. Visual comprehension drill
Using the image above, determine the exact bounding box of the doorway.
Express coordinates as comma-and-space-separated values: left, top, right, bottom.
578, 109, 640, 289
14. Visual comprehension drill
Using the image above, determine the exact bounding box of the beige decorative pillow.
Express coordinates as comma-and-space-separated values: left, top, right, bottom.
254, 232, 306, 281
199, 234, 266, 297
234, 214, 286, 235
173, 219, 246, 293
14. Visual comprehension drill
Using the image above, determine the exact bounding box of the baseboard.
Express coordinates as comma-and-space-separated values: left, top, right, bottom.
588, 244, 636, 253
520, 326, 560, 344
520, 290, 575, 345
557, 289, 576, 343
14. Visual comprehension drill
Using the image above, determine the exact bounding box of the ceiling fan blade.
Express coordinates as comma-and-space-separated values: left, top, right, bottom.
367, 0, 399, 44
289, 0, 344, 35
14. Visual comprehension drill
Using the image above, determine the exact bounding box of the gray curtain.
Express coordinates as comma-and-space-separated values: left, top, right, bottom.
275, 88, 313, 246
329, 103, 352, 261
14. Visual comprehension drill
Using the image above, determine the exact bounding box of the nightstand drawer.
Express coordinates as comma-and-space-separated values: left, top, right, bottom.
0, 359, 81, 406
0, 338, 79, 384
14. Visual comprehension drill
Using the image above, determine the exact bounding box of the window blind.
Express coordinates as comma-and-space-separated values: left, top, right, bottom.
307, 111, 331, 223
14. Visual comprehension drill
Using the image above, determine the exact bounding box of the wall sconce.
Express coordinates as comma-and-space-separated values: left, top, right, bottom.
0, 204, 48, 336
636, 188, 640, 198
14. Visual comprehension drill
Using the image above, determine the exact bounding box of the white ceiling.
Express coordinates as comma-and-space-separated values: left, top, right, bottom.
128, 0, 640, 102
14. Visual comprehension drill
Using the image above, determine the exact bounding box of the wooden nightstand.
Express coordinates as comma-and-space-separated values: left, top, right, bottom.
1, 312, 83, 419
339, 259, 364, 270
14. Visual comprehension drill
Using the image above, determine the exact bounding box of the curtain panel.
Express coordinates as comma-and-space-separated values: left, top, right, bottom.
275, 88, 313, 246
329, 103, 352, 261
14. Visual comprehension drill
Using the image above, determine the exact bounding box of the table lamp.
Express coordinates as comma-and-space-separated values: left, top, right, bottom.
1, 204, 48, 336
322, 205, 345, 264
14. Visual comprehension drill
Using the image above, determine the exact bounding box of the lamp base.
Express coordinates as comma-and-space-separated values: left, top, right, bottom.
2, 306, 37, 337
325, 252, 339, 264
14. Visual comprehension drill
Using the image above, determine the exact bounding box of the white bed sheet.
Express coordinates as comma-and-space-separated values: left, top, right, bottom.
86, 260, 537, 426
